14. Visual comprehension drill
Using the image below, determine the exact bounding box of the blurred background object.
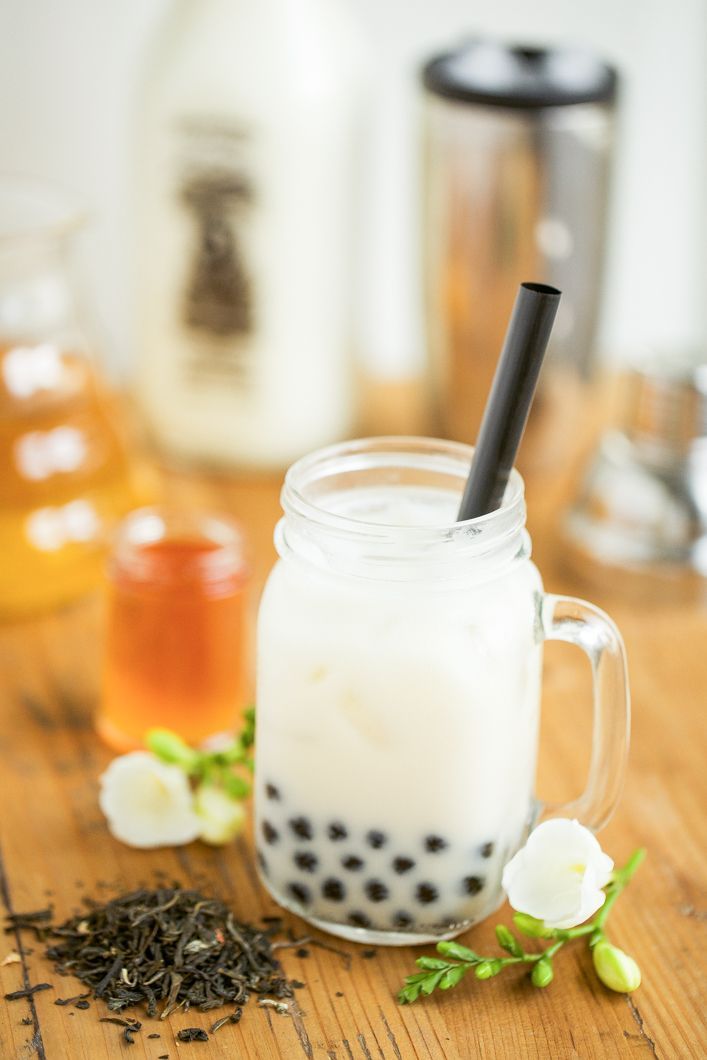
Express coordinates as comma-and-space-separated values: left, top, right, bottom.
422, 40, 616, 469
1, 0, 704, 388
135, 0, 366, 469
565, 353, 707, 581
0, 178, 145, 618
1, 0, 706, 585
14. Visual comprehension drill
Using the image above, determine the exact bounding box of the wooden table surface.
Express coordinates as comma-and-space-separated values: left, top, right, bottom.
1, 420, 706, 1059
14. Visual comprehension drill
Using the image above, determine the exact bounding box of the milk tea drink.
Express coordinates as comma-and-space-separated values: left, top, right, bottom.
255, 439, 630, 944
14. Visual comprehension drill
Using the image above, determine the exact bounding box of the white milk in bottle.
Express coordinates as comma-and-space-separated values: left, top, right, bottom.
135, 0, 365, 468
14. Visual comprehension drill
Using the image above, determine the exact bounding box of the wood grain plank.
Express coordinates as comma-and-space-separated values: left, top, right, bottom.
0, 443, 705, 1057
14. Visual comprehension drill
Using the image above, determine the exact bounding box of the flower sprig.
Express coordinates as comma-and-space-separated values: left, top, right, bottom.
99, 710, 255, 849
399, 843, 645, 1003
147, 707, 255, 798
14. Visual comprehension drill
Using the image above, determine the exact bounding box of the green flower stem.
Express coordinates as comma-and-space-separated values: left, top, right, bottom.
398, 848, 646, 1004
593, 847, 646, 936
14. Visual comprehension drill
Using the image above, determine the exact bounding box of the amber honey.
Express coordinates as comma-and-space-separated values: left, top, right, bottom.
98, 509, 249, 750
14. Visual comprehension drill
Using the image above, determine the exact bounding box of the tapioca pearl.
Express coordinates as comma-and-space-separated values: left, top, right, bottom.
364, 879, 389, 903
342, 855, 365, 872
462, 875, 485, 895
294, 851, 318, 873
480, 841, 494, 859
366, 830, 387, 849
327, 821, 348, 841
424, 835, 448, 853
289, 816, 313, 840
348, 911, 371, 928
288, 882, 311, 905
392, 857, 415, 875
416, 882, 439, 905
322, 877, 346, 901
393, 911, 413, 929
265, 782, 281, 801
262, 820, 279, 845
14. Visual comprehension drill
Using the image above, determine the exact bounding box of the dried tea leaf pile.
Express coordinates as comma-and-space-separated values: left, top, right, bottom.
43, 887, 292, 1019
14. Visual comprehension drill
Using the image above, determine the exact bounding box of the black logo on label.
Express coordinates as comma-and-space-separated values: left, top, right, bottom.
181, 169, 255, 338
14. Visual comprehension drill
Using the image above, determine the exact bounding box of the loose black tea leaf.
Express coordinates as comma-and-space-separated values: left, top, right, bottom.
4, 983, 52, 1001
55, 992, 91, 1006
3, 909, 54, 942
42, 887, 292, 1019
210, 1006, 243, 1033
177, 1027, 209, 1042
21, 1016, 33, 1025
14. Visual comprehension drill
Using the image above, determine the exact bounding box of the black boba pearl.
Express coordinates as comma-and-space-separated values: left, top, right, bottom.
392, 857, 415, 875
265, 782, 281, 801
262, 820, 279, 845
328, 821, 348, 841
366, 830, 387, 849
289, 816, 313, 840
425, 834, 448, 853
322, 877, 346, 901
365, 879, 389, 903
480, 841, 494, 859
342, 855, 365, 872
294, 851, 318, 873
393, 911, 413, 929
288, 882, 311, 905
463, 875, 485, 895
416, 882, 439, 905
256, 849, 268, 874
348, 911, 371, 929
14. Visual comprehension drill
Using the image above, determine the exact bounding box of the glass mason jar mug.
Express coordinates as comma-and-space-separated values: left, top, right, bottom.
255, 438, 629, 945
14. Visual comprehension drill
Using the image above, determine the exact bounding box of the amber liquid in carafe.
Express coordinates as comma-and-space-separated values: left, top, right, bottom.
0, 343, 139, 617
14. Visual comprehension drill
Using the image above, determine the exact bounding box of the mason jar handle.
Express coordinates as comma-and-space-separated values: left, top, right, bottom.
540, 594, 630, 832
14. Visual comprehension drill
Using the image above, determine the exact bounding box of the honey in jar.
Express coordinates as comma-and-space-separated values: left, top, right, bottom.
98, 508, 249, 750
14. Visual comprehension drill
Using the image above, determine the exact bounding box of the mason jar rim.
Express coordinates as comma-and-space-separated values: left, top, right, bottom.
278, 437, 528, 579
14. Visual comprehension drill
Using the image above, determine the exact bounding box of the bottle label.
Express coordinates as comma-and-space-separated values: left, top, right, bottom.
175, 116, 256, 382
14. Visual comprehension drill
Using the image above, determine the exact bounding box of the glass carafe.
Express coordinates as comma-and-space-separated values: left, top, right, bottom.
0, 178, 141, 618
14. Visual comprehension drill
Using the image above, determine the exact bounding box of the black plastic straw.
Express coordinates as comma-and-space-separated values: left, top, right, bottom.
457, 282, 561, 521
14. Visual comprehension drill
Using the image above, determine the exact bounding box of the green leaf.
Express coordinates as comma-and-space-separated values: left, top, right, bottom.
420, 970, 446, 995
495, 925, 523, 957
398, 981, 424, 1004
242, 707, 256, 747
474, 959, 504, 980
513, 912, 554, 939
416, 956, 451, 971
146, 729, 200, 772
531, 957, 554, 988
222, 772, 251, 800
439, 965, 468, 990
436, 941, 481, 964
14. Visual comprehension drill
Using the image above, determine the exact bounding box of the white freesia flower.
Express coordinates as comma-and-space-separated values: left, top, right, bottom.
99, 752, 201, 849
502, 819, 614, 929
194, 784, 246, 845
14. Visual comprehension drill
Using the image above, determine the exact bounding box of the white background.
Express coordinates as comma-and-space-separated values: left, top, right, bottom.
1, 0, 705, 378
